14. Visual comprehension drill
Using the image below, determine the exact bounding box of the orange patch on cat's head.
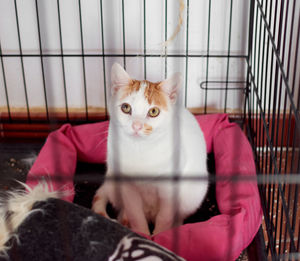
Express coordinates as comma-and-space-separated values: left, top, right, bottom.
143, 123, 153, 135
121, 80, 141, 100
120, 79, 168, 110
144, 82, 168, 110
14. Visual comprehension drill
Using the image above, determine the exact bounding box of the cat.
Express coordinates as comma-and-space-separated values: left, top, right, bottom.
92, 63, 208, 235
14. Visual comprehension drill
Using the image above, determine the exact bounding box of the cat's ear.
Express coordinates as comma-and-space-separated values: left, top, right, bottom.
159, 72, 182, 104
111, 63, 131, 95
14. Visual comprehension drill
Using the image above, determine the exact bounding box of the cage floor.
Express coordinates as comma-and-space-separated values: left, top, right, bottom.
0, 139, 248, 260
260, 149, 300, 257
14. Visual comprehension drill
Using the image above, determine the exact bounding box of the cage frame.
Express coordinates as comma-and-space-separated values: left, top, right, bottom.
0, 0, 299, 260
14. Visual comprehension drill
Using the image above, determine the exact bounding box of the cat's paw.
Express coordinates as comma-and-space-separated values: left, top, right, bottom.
91, 195, 109, 219
121, 218, 130, 227
152, 228, 163, 235
94, 211, 108, 218
117, 211, 130, 228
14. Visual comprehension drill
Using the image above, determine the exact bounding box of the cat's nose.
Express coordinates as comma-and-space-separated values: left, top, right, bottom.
132, 121, 143, 132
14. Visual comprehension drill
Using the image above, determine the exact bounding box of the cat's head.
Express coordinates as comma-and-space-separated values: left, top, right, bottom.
109, 63, 182, 138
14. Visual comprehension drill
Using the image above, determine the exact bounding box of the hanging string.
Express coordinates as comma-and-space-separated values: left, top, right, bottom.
161, 0, 185, 48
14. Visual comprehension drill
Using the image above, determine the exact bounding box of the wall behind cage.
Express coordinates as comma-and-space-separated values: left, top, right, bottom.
0, 0, 250, 118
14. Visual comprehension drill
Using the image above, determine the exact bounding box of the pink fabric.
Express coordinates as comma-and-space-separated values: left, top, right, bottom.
27, 114, 262, 261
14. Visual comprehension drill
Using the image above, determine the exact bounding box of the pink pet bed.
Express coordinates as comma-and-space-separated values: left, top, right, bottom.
27, 114, 262, 261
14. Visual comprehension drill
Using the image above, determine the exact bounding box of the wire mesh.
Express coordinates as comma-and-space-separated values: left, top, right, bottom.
246, 0, 300, 259
0, 0, 248, 125
0, 0, 299, 260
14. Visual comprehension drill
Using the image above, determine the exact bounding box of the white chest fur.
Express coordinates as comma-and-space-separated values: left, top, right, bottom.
107, 131, 174, 176
107, 109, 206, 173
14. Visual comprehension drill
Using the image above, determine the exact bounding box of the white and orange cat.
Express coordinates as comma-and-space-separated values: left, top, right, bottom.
92, 63, 208, 235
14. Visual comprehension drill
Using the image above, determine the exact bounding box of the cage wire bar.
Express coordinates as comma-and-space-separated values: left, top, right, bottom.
0, 0, 248, 125
247, 0, 300, 260
56, 0, 70, 122
0, 0, 299, 260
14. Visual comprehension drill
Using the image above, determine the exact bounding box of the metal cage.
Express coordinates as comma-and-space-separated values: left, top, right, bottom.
0, 0, 299, 260
247, 0, 300, 259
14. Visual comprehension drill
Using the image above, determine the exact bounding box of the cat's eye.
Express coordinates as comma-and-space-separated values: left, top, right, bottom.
148, 107, 160, 117
121, 103, 131, 114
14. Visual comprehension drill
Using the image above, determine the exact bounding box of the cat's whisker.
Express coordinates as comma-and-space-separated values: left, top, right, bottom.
95, 126, 109, 132
92, 130, 109, 137
95, 137, 108, 149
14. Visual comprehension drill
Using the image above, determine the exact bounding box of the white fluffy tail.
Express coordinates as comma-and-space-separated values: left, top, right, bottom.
0, 182, 61, 257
